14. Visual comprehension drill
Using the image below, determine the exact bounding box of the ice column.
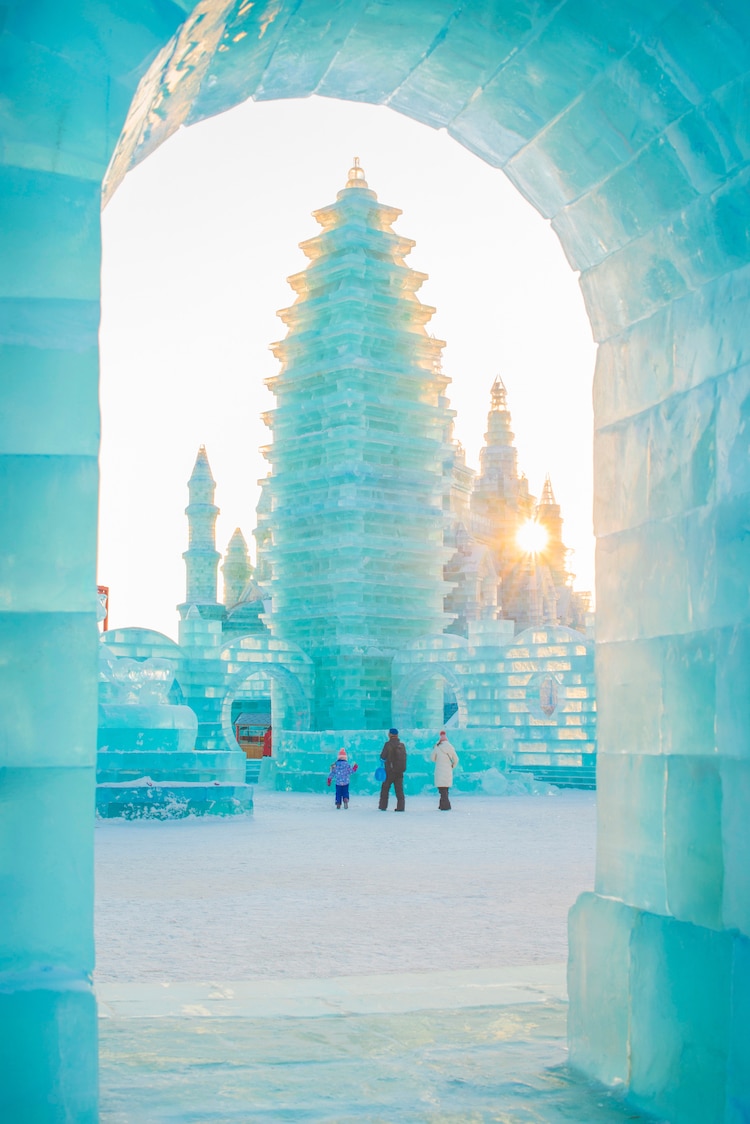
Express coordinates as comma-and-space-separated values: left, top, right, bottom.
0, 133, 107, 1124
0, 4, 187, 1118
557, 54, 750, 1124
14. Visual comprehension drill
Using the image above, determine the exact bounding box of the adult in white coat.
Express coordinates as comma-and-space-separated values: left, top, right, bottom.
430, 730, 459, 811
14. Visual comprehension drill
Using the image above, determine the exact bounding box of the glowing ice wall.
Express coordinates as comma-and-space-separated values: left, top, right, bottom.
263, 164, 452, 729
4, 2, 750, 1120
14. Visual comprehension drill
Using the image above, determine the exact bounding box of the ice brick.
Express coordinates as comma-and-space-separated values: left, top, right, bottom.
0, 766, 94, 970
0, 168, 101, 300
721, 758, 750, 937
0, 455, 97, 613
629, 912, 732, 1123
716, 624, 750, 757
596, 753, 667, 914
727, 934, 750, 1121
568, 892, 635, 1086
665, 755, 723, 929
0, 344, 99, 456
595, 638, 663, 755
0, 982, 97, 1123
0, 611, 98, 769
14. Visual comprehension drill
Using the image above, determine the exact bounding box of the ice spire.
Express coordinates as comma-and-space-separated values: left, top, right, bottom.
472, 376, 533, 523
177, 446, 223, 620
475, 375, 525, 497
540, 473, 556, 506
536, 473, 566, 583
222, 528, 253, 610
490, 374, 508, 411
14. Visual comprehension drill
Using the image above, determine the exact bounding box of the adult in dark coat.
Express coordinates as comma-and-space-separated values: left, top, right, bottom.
379, 728, 407, 811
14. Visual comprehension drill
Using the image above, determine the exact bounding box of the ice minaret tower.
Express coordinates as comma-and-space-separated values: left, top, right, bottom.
264, 159, 452, 730
178, 446, 223, 621
222, 528, 253, 609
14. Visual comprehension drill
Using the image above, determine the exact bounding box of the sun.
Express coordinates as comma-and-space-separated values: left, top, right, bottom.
517, 519, 548, 556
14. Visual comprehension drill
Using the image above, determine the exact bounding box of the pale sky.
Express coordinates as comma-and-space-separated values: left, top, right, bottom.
99, 96, 597, 640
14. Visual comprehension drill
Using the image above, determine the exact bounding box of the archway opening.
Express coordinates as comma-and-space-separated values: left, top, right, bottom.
229, 671, 272, 759
410, 673, 459, 730
98, 96, 596, 641
95, 94, 598, 1018
7, 5, 746, 1120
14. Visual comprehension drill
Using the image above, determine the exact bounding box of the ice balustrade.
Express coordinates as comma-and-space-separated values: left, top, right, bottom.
2, 2, 750, 1120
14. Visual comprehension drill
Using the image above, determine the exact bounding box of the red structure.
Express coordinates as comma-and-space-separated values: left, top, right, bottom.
97, 585, 109, 631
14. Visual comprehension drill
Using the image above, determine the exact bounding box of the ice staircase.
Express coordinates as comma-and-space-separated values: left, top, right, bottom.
509, 761, 597, 790
245, 758, 262, 783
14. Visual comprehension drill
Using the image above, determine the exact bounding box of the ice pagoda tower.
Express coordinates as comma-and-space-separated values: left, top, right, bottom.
471, 376, 534, 625
263, 159, 452, 730
472, 376, 534, 539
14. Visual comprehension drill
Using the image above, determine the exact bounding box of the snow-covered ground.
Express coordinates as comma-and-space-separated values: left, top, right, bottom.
95, 789, 596, 983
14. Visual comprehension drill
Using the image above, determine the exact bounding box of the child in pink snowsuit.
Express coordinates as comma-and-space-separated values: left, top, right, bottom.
327, 748, 358, 809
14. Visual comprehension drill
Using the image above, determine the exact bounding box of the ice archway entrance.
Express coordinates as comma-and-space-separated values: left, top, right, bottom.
3, 3, 749, 1121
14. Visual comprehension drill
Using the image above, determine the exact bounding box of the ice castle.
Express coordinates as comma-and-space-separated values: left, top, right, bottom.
98, 160, 596, 805
4, 5, 750, 1122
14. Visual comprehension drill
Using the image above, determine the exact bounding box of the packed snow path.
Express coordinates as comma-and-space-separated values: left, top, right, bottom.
95, 790, 596, 983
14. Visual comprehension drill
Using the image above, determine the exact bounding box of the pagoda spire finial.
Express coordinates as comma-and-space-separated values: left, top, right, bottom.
345, 156, 368, 189
490, 375, 507, 411
540, 473, 557, 506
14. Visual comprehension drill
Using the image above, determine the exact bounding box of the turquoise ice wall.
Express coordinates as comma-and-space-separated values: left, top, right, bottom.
3, 3, 750, 1121
0, 3, 189, 1118
263, 166, 451, 729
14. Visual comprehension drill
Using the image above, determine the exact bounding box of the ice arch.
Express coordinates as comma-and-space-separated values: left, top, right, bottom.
3, 3, 749, 1121
219, 664, 312, 750
392, 663, 469, 731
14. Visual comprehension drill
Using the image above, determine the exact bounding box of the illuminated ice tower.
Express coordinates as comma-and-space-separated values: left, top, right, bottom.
471, 376, 534, 624
472, 376, 534, 535
264, 159, 451, 730
536, 474, 566, 584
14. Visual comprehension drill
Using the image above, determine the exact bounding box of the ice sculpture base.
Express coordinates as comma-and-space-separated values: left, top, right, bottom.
96, 781, 253, 819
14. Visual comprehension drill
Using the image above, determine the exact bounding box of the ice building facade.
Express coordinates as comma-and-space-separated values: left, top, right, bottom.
4, 4, 750, 1123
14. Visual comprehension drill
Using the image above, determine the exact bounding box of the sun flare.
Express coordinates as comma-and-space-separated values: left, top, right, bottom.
516, 519, 548, 556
